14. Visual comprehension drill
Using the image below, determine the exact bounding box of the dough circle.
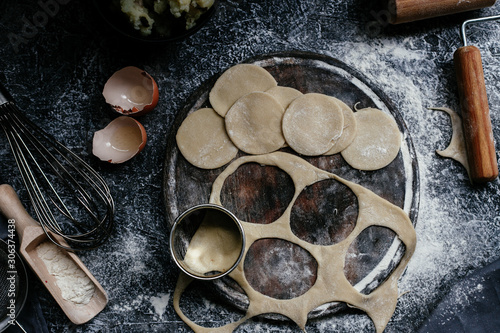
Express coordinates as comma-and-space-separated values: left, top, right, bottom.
282, 93, 344, 156
225, 92, 285, 155
324, 98, 358, 155
341, 108, 401, 171
266, 86, 303, 109
209, 64, 278, 117
176, 108, 238, 169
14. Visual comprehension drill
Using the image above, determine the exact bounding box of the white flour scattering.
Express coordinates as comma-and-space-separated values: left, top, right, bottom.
36, 241, 95, 305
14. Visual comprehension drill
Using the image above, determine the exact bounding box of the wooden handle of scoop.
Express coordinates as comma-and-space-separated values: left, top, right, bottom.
388, 0, 497, 24
454, 45, 498, 183
0, 184, 40, 241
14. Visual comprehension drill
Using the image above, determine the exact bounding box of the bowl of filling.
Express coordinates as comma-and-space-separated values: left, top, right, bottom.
93, 0, 217, 43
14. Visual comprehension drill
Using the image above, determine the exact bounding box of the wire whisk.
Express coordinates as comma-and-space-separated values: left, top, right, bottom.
0, 83, 114, 251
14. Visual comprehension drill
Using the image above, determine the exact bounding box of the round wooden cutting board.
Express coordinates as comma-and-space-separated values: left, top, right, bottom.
163, 51, 419, 320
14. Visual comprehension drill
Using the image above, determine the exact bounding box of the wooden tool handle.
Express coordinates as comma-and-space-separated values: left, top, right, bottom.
454, 45, 498, 183
388, 0, 497, 24
0, 184, 40, 240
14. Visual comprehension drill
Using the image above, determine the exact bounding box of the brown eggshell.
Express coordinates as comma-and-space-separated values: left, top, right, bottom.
103, 66, 159, 117
92, 116, 147, 163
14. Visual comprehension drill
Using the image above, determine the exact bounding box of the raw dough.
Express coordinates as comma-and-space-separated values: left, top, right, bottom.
324, 98, 358, 155
173, 152, 416, 333
209, 64, 278, 117
266, 86, 303, 109
430, 107, 470, 177
341, 108, 401, 171
282, 93, 344, 156
182, 210, 243, 276
176, 108, 238, 169
225, 92, 285, 155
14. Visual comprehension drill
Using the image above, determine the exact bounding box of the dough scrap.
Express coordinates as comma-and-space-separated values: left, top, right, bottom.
324, 98, 358, 155
176, 108, 238, 169
430, 107, 470, 177
266, 86, 303, 110
282, 93, 344, 156
225, 92, 286, 155
209, 64, 278, 117
173, 152, 416, 333
341, 108, 401, 171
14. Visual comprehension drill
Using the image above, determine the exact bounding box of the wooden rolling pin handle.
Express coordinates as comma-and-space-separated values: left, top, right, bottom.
388, 0, 497, 24
454, 45, 499, 183
0, 184, 40, 241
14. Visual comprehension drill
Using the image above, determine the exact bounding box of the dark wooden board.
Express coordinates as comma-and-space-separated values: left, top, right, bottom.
163, 51, 419, 320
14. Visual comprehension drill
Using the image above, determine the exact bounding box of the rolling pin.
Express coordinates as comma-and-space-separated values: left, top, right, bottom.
388, 0, 497, 24
454, 16, 499, 183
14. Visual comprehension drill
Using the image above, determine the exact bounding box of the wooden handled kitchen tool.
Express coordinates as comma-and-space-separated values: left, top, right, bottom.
388, 0, 497, 24
0, 184, 108, 325
454, 15, 500, 183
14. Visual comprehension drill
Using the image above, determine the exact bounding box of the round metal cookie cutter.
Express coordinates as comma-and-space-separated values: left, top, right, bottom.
169, 204, 245, 280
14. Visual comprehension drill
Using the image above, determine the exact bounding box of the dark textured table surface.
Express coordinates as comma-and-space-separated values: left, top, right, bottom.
1, 1, 500, 332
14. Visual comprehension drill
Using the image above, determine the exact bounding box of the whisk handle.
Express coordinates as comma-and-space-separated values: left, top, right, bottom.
0, 82, 14, 106
0, 184, 40, 241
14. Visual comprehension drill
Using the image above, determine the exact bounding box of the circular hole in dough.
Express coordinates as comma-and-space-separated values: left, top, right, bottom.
323, 98, 358, 155
266, 86, 303, 109
225, 91, 285, 155
282, 93, 344, 156
290, 179, 358, 246
220, 163, 295, 224
209, 64, 278, 117
176, 108, 238, 169
344, 226, 404, 293
341, 108, 401, 171
243, 238, 318, 300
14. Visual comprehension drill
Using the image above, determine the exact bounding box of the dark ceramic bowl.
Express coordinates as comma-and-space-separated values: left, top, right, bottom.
93, 0, 217, 44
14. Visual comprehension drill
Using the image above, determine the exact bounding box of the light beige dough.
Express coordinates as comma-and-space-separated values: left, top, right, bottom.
176, 108, 238, 169
225, 91, 286, 155
430, 107, 470, 178
324, 98, 358, 155
173, 152, 416, 333
341, 108, 401, 171
282, 93, 344, 156
209, 64, 278, 117
182, 210, 243, 276
266, 86, 303, 110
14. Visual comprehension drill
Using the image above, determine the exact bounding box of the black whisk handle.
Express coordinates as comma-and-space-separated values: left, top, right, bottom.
0, 82, 14, 106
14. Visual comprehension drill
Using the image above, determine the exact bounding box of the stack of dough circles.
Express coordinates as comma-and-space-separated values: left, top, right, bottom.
175, 108, 238, 169
341, 108, 401, 171
225, 91, 286, 155
282, 93, 344, 156
209, 64, 278, 117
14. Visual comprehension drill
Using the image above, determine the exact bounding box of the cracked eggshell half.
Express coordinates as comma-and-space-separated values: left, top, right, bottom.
103, 66, 159, 117
92, 116, 147, 163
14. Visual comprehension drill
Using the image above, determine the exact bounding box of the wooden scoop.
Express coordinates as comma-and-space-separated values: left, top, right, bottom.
0, 184, 108, 325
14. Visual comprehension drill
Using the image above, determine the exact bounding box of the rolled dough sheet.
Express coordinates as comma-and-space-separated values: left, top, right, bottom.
282, 93, 344, 156
176, 108, 238, 169
173, 152, 416, 333
341, 108, 401, 171
225, 91, 286, 155
209, 64, 278, 117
